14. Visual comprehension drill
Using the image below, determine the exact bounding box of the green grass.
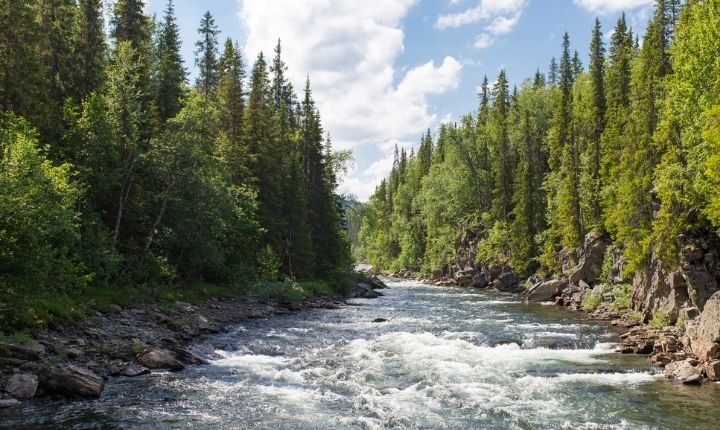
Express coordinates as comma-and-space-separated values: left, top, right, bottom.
0, 271, 357, 335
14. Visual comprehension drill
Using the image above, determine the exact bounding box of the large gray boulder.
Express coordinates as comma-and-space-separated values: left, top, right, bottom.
41, 364, 105, 398
568, 231, 606, 285
527, 279, 568, 302
4, 374, 38, 400
493, 273, 520, 292
137, 349, 185, 371
684, 292, 720, 363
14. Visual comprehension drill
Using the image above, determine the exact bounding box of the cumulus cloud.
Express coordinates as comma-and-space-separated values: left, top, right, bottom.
437, 0, 526, 49
239, 0, 462, 200
573, 0, 654, 14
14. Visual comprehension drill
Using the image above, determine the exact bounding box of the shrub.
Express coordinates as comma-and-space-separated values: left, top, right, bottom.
610, 284, 633, 310
581, 292, 603, 310
649, 309, 671, 328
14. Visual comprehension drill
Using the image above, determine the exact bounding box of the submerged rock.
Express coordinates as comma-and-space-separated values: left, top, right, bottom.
4, 374, 38, 400
372, 318, 388, 323
137, 349, 185, 371
41, 364, 105, 398
0, 398, 20, 408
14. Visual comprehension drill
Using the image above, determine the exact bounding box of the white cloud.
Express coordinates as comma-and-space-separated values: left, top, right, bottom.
239, 0, 462, 201
436, 0, 526, 49
474, 33, 494, 49
573, 0, 654, 15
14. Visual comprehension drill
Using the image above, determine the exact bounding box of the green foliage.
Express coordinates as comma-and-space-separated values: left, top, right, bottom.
581, 291, 603, 311
257, 245, 281, 282
649, 309, 671, 328
609, 283, 633, 310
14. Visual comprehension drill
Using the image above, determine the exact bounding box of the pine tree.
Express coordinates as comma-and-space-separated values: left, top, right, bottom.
195, 11, 220, 96
70, 0, 106, 101
587, 18, 605, 226
36, 0, 76, 111
156, 0, 186, 124
548, 57, 558, 85
491, 70, 512, 222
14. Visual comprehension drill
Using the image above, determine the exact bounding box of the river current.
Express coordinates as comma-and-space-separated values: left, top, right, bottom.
3, 279, 720, 429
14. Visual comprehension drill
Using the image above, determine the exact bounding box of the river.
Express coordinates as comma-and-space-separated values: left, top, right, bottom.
3, 279, 720, 429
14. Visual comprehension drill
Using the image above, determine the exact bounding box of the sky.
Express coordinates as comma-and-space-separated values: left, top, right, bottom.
143, 0, 656, 201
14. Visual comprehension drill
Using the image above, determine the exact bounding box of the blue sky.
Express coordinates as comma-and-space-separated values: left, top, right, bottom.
144, 0, 655, 200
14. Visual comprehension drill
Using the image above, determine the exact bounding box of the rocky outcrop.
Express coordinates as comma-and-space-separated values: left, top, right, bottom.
492, 272, 521, 293
527, 279, 568, 302
137, 349, 185, 371
632, 263, 690, 324
455, 229, 480, 270
3, 374, 38, 400
40, 364, 105, 398
568, 231, 606, 285
684, 291, 720, 371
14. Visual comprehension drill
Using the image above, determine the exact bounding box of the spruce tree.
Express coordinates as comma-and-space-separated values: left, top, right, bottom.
195, 11, 220, 96
491, 70, 512, 222
71, 0, 106, 101
156, 0, 186, 124
587, 18, 605, 226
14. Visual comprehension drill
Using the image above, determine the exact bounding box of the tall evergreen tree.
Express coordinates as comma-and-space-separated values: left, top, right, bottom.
491, 70, 512, 222
70, 0, 106, 101
156, 0, 185, 124
195, 11, 220, 96
586, 18, 606, 226
111, 0, 149, 48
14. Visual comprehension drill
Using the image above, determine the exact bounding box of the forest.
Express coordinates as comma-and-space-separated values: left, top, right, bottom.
356, 0, 720, 280
0, 0, 352, 330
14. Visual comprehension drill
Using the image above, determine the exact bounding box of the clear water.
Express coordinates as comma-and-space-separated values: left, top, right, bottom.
3, 279, 720, 429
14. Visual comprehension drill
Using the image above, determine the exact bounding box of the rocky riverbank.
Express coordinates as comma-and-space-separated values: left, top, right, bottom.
385, 231, 720, 386
0, 276, 388, 407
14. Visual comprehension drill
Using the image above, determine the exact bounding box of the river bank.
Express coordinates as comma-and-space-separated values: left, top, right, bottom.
0, 276, 388, 407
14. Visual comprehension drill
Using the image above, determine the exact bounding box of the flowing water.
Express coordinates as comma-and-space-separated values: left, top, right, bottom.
3, 279, 720, 429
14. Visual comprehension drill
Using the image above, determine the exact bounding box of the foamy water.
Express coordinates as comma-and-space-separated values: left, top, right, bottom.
4, 279, 720, 429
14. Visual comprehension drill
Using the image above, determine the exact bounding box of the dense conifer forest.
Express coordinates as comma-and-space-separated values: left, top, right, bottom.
0, 0, 351, 330
356, 0, 720, 280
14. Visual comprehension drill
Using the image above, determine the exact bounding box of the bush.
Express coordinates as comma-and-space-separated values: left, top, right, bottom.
649, 309, 671, 328
609, 283, 633, 310
581, 291, 603, 310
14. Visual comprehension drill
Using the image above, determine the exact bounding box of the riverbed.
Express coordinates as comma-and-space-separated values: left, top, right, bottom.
3, 279, 720, 429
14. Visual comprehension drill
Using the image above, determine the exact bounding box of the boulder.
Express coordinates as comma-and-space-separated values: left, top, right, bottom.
137, 349, 185, 371
4, 374, 38, 400
0, 399, 20, 408
0, 342, 45, 361
41, 364, 105, 398
704, 360, 720, 381
492, 273, 520, 292
527, 279, 568, 302
430, 270, 443, 280
684, 292, 720, 363
174, 348, 210, 365
372, 318, 388, 323
110, 363, 151, 377
351, 283, 381, 298
568, 231, 606, 285
664, 360, 702, 384
472, 273, 488, 288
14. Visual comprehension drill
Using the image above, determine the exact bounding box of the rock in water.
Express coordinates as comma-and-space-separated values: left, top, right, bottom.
174, 348, 210, 365
372, 318, 388, 323
664, 360, 702, 384
527, 279, 568, 302
4, 374, 38, 400
0, 399, 20, 408
41, 364, 105, 398
138, 349, 185, 371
